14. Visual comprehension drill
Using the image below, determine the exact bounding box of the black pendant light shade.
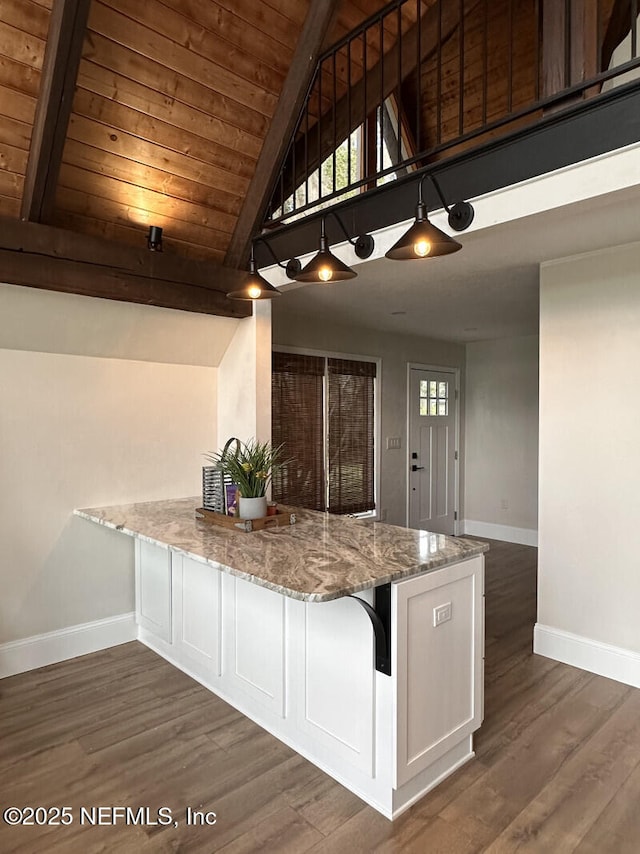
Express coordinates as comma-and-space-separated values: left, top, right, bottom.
294, 217, 358, 283
227, 247, 281, 300
385, 201, 462, 260
385, 174, 474, 261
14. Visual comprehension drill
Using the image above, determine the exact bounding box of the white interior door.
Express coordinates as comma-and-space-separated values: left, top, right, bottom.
408, 367, 458, 534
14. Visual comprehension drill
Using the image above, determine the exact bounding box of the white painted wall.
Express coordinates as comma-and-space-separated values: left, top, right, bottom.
537, 241, 640, 663
0, 284, 244, 649
464, 335, 539, 544
272, 310, 465, 527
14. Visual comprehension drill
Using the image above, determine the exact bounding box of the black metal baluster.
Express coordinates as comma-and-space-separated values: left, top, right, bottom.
416, 0, 422, 153
333, 51, 337, 195
347, 39, 352, 190
482, 0, 488, 124
508, 0, 514, 113
397, 3, 402, 166
459, 0, 464, 136
437, 0, 442, 144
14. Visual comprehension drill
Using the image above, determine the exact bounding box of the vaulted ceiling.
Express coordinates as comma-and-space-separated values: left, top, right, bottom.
0, 0, 397, 264
0, 0, 630, 318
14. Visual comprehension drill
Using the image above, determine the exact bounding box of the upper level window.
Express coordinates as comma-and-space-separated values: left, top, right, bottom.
272, 351, 377, 515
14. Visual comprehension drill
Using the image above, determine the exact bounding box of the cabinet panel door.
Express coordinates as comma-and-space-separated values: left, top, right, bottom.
174, 556, 221, 677
394, 556, 484, 787
299, 596, 375, 776
227, 578, 286, 717
135, 540, 172, 643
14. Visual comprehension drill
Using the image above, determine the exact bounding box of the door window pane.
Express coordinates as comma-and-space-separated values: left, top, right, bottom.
419, 377, 450, 416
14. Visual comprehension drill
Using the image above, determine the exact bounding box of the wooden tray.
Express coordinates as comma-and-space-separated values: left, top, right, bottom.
195, 507, 297, 533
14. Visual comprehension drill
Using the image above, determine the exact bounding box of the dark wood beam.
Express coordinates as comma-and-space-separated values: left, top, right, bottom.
223, 0, 340, 269
603, 0, 633, 70
21, 0, 92, 223
0, 218, 251, 318
272, 0, 481, 213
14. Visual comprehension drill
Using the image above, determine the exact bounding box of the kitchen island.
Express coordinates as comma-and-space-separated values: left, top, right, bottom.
76, 498, 488, 819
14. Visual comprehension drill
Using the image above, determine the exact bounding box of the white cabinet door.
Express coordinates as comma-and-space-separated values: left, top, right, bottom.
173, 555, 221, 679
296, 595, 376, 776
135, 539, 172, 643
394, 555, 484, 788
224, 576, 287, 717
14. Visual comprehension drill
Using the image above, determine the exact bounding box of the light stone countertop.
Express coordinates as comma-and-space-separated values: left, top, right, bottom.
75, 498, 489, 602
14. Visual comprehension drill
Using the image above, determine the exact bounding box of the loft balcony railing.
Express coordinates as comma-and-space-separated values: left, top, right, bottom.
265, 0, 640, 228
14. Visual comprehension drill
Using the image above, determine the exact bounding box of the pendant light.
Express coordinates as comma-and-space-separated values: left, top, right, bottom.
385, 174, 474, 261
226, 244, 281, 300
293, 216, 358, 283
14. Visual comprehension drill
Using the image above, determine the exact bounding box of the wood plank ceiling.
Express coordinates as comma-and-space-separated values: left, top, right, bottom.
0, 0, 396, 317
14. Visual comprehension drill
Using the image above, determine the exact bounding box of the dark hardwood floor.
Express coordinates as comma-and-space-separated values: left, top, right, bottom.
2, 539, 640, 853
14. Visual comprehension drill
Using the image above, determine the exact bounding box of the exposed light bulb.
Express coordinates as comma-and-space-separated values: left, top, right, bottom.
247, 284, 262, 299
414, 239, 431, 257
318, 266, 333, 282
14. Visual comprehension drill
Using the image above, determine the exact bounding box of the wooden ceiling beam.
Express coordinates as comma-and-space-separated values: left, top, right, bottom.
223, 0, 340, 269
21, 0, 92, 223
0, 218, 251, 318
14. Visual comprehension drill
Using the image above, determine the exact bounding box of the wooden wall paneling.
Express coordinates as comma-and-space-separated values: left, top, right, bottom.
57, 162, 237, 240
65, 114, 250, 198
0, 21, 46, 70
0, 57, 42, 101
88, 2, 278, 118
76, 55, 263, 160
0, 115, 33, 154
53, 210, 226, 263
210, 0, 303, 49
98, 0, 287, 98
21, 0, 92, 223
0, 170, 24, 200
80, 34, 270, 141
224, 0, 341, 269
62, 139, 243, 218
53, 185, 232, 257
0, 85, 37, 127
0, 216, 251, 317
168, 0, 296, 77
0, 142, 29, 176
418, 0, 538, 153
70, 90, 255, 181
542, 0, 568, 98
1, 0, 50, 40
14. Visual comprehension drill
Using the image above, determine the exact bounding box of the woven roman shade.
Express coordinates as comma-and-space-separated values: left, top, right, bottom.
272, 351, 325, 511
272, 351, 376, 515
327, 357, 376, 514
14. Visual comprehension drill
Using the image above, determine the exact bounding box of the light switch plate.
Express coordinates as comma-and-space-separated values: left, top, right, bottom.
386, 437, 402, 450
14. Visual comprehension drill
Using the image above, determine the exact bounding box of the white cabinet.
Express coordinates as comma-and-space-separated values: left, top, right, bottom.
223, 576, 287, 717
172, 555, 222, 681
135, 540, 172, 643
295, 595, 376, 776
133, 539, 485, 819
393, 556, 484, 788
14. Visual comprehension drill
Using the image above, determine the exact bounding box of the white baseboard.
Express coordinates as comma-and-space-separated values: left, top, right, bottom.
462, 519, 538, 547
534, 623, 640, 689
0, 613, 137, 679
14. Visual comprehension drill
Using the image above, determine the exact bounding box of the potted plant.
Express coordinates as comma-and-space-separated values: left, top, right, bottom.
205, 438, 287, 520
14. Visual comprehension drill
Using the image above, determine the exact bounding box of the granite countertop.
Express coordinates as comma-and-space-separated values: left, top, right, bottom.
75, 498, 489, 602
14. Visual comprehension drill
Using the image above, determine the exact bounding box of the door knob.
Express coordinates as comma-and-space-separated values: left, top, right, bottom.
411, 464, 425, 471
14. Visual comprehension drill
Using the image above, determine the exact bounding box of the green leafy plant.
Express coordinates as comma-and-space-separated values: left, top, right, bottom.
205, 438, 289, 498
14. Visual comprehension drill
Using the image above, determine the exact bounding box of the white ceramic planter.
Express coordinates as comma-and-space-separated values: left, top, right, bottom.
239, 496, 268, 520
